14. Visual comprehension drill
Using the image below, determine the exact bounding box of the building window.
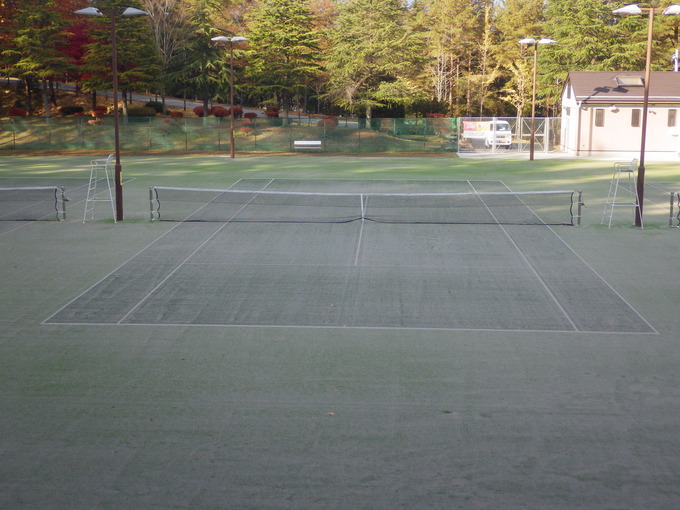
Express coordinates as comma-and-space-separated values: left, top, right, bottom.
669, 109, 677, 127
632, 109, 641, 127
595, 109, 604, 127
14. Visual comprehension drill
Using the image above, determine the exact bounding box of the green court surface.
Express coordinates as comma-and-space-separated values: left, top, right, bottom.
2, 154, 680, 509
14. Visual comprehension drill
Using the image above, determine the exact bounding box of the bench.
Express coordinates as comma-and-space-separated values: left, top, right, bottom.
293, 140, 323, 152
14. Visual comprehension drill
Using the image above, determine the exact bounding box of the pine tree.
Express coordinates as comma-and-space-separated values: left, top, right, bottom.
541, 0, 624, 114
495, 0, 545, 118
325, 0, 425, 119
244, 0, 321, 113
415, 0, 479, 116
1, 0, 72, 116
79, 0, 161, 114
168, 0, 226, 116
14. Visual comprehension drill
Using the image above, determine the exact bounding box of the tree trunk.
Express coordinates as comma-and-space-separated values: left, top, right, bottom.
23, 78, 34, 116
49, 80, 58, 106
41, 78, 50, 118
122, 90, 129, 117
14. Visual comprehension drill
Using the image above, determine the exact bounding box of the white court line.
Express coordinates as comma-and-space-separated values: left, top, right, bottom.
115, 179, 276, 324
42, 178, 261, 324
491, 180, 658, 335
467, 180, 579, 332
44, 321, 657, 335
44, 178, 656, 334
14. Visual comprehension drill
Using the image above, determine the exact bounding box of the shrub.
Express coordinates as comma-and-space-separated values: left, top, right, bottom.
170, 111, 184, 118
193, 105, 205, 117
212, 106, 229, 118
92, 107, 108, 117
7, 107, 28, 117
317, 118, 337, 129
144, 101, 165, 114
264, 105, 279, 118
380, 119, 395, 130
244, 112, 257, 119
126, 106, 157, 117
231, 106, 243, 118
59, 105, 85, 116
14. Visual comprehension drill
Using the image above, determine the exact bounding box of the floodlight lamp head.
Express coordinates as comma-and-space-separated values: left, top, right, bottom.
519, 38, 537, 45
538, 38, 556, 45
663, 5, 680, 15
122, 7, 148, 17
74, 7, 103, 16
612, 4, 642, 15
212, 36, 248, 43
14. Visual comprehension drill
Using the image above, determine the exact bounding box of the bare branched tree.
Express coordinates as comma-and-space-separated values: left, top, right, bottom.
142, 0, 192, 109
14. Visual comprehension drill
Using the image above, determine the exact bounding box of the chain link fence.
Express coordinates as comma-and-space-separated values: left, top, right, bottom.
0, 116, 561, 155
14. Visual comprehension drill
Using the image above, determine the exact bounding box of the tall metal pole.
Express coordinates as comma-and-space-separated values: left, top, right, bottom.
611, 4, 680, 227
636, 10, 654, 227
530, 45, 538, 161
110, 14, 124, 221
211, 35, 247, 158
229, 40, 235, 159
519, 38, 554, 161
76, 6, 149, 222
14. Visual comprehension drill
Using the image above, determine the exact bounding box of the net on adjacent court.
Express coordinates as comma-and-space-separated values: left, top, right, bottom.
671, 192, 680, 227
0, 186, 66, 221
150, 186, 582, 226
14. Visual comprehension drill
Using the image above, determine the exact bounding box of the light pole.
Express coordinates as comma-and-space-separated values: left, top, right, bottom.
518, 38, 555, 161
612, 3, 680, 227
211, 36, 248, 159
75, 5, 149, 221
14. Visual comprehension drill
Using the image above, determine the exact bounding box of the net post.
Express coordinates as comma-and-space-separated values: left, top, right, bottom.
60, 186, 66, 221
149, 187, 154, 221
577, 191, 583, 226
669, 192, 675, 227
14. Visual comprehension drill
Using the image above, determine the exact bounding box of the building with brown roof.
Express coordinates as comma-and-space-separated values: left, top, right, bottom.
561, 71, 680, 156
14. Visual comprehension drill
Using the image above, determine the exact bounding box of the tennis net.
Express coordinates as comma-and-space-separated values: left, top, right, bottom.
149, 186, 582, 226
0, 186, 67, 221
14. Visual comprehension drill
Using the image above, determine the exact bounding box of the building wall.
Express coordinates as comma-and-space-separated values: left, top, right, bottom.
560, 85, 680, 155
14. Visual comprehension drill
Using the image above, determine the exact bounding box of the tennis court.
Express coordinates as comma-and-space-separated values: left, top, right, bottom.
3, 155, 680, 509
44, 178, 651, 333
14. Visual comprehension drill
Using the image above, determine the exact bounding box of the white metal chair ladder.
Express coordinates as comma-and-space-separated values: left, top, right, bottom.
83, 154, 116, 223
601, 158, 642, 228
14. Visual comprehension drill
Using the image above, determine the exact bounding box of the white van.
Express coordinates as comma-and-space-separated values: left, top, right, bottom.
462, 120, 512, 148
